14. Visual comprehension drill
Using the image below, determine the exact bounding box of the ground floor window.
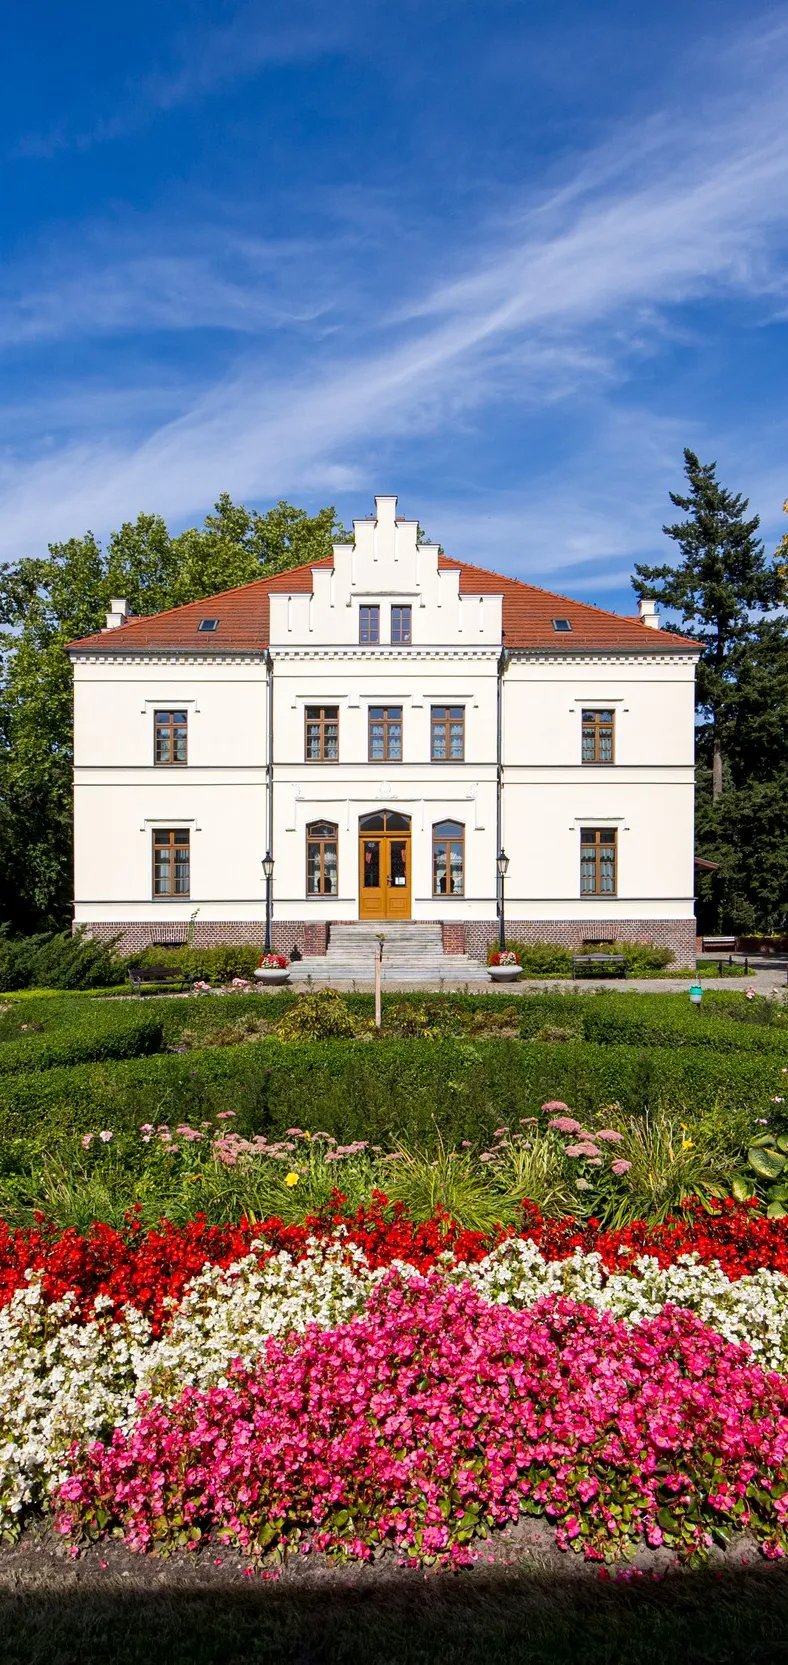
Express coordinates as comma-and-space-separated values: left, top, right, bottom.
306, 821, 338, 895
432, 819, 465, 895
152, 829, 190, 896
580, 827, 617, 895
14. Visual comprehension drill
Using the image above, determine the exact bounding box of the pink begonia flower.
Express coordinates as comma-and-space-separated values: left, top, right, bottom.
542, 1101, 569, 1112
548, 1117, 582, 1134
595, 1129, 624, 1143
565, 1142, 601, 1158
99, 1131, 113, 1143
139, 1124, 154, 1135
80, 1134, 93, 1149
216, 1111, 236, 1121
611, 1158, 633, 1174
286, 1128, 303, 1137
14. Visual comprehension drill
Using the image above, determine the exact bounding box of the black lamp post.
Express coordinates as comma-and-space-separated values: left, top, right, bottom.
262, 852, 274, 954
497, 848, 509, 951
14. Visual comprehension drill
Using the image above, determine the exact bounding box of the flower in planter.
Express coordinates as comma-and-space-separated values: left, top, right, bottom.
489, 950, 520, 967
257, 953, 289, 970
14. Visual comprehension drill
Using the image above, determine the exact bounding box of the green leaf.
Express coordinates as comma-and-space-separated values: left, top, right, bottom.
731, 1174, 754, 1201
767, 1201, 788, 1219
748, 1146, 786, 1180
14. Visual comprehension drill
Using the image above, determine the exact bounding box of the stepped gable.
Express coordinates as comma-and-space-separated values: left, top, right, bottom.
67, 552, 695, 655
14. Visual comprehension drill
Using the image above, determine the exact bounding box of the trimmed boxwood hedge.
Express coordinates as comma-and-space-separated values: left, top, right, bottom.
0, 1034, 785, 1146
0, 1008, 164, 1075
517, 993, 788, 1055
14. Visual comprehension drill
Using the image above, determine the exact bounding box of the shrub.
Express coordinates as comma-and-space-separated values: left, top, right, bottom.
134, 944, 264, 984
504, 940, 674, 977
274, 990, 361, 1042
0, 927, 125, 992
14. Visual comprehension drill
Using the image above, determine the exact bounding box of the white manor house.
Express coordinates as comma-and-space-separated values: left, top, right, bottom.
68, 495, 700, 969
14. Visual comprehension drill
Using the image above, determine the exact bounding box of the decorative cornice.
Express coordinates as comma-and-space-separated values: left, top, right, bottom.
68, 651, 267, 665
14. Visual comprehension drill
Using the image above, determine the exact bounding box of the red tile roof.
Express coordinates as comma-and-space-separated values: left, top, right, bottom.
67, 552, 697, 654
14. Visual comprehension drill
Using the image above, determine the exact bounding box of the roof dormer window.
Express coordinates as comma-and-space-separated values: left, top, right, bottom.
552, 618, 572, 632
198, 618, 219, 632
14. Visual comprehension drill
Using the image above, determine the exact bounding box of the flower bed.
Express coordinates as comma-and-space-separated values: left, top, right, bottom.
4, 1196, 788, 1561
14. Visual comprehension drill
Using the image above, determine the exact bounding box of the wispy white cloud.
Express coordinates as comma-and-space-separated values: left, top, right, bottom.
4, 18, 788, 565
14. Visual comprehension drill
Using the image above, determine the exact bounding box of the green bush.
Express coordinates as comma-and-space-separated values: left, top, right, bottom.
0, 1033, 783, 1147
0, 1006, 163, 1075
134, 943, 264, 983
0, 927, 126, 992
505, 939, 674, 976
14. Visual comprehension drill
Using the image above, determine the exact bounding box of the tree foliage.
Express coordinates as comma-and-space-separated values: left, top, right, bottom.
0, 497, 350, 930
633, 452, 788, 934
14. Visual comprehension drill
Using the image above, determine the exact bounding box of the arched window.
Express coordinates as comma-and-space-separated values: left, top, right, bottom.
432, 820, 464, 896
306, 821, 338, 896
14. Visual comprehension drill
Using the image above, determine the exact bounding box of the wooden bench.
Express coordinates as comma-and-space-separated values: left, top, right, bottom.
572, 953, 627, 980
128, 964, 192, 995
700, 937, 749, 974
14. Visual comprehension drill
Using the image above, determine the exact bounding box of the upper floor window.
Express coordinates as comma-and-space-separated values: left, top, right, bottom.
306, 821, 338, 896
305, 706, 339, 761
391, 605, 412, 644
582, 709, 615, 764
154, 710, 187, 766
198, 618, 219, 633
552, 617, 573, 633
580, 827, 617, 896
431, 705, 465, 761
368, 706, 402, 762
359, 605, 380, 644
433, 820, 465, 896
152, 829, 190, 897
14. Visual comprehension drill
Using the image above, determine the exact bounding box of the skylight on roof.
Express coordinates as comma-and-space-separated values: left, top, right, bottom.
198, 618, 219, 632
552, 617, 573, 632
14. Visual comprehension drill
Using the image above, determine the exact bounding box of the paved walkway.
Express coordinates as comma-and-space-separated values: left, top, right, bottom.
287, 962, 787, 996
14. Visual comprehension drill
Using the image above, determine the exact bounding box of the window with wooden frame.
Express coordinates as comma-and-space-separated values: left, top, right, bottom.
154, 710, 188, 765
306, 821, 338, 896
368, 705, 402, 762
580, 828, 617, 896
431, 705, 465, 761
152, 829, 190, 897
432, 820, 465, 896
304, 705, 339, 761
359, 605, 380, 644
391, 605, 412, 644
582, 709, 615, 764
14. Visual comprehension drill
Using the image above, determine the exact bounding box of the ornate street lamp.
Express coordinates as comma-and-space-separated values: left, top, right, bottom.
262, 852, 274, 954
497, 848, 509, 952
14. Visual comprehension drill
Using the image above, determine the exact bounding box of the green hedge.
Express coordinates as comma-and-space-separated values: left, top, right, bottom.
0, 1007, 164, 1075
0, 1034, 784, 1146
504, 939, 676, 976
517, 992, 788, 1055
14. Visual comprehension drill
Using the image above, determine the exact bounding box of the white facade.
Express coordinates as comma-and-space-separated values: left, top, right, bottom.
69, 495, 699, 960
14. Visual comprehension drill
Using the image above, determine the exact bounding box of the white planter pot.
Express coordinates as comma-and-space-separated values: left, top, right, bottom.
487, 965, 522, 983
254, 967, 291, 986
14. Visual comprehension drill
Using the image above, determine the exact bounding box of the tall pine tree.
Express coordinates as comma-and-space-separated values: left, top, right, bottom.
633, 449, 782, 799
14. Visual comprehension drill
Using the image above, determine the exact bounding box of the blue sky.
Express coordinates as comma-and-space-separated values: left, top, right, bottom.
1, 0, 788, 612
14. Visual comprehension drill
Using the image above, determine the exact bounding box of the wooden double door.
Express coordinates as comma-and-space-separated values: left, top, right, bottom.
359, 810, 411, 920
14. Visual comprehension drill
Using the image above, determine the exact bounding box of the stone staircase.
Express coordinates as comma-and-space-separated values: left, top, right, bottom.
288, 922, 488, 985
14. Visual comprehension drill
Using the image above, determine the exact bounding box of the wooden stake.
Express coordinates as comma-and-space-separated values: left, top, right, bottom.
375, 934, 383, 1029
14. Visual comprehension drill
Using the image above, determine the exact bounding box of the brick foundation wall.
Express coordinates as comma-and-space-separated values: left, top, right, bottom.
79, 920, 329, 957
441, 923, 467, 955
82, 916, 695, 965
